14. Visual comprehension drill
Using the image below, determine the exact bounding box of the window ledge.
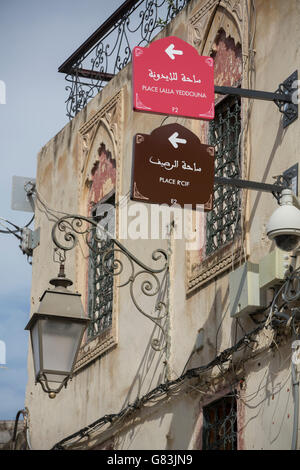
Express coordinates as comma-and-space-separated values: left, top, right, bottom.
73, 326, 117, 373
187, 237, 244, 295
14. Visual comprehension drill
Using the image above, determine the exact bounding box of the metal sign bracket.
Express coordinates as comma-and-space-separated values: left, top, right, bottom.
215, 70, 298, 128
214, 168, 294, 203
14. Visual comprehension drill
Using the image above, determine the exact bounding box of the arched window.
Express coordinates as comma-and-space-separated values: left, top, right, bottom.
86, 145, 116, 340
206, 28, 242, 255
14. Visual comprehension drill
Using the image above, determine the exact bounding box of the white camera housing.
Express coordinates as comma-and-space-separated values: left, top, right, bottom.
267, 189, 300, 251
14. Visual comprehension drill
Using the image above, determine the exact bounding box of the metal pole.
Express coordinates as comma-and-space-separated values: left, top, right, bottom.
214, 176, 287, 194
214, 86, 292, 103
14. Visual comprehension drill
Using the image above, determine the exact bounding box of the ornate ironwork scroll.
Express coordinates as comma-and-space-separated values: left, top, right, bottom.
59, 0, 191, 119
51, 215, 170, 351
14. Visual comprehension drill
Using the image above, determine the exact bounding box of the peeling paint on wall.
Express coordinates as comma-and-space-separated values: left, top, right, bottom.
212, 28, 242, 87
88, 144, 116, 211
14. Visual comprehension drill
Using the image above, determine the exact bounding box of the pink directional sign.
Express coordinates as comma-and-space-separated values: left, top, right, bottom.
133, 36, 214, 120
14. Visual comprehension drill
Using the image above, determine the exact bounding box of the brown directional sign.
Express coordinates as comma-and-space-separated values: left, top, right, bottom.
130, 123, 214, 209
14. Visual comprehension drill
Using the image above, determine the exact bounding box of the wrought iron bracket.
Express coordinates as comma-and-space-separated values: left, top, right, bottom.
215, 71, 298, 128
51, 215, 170, 352
214, 176, 288, 194
214, 173, 291, 203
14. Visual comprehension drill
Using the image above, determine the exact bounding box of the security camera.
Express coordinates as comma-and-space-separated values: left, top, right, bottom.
267, 189, 300, 252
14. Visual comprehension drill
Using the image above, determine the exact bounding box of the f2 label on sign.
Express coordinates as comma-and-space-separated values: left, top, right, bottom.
133, 36, 214, 120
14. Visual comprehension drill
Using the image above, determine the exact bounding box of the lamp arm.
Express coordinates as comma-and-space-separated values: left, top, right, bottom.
51, 215, 170, 352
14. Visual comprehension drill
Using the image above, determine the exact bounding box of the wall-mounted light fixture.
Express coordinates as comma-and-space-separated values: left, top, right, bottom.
25, 263, 90, 399
26, 216, 170, 398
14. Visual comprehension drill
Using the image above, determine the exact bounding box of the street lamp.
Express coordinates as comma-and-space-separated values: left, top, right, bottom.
25, 263, 90, 399
24, 214, 169, 398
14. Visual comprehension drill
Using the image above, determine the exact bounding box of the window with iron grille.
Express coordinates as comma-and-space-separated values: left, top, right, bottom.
206, 96, 241, 255
87, 193, 115, 339
202, 395, 237, 450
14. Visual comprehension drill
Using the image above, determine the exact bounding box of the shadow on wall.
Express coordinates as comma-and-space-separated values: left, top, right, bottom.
115, 319, 168, 450
120, 321, 167, 411
163, 283, 230, 450
236, 336, 293, 449
247, 118, 286, 231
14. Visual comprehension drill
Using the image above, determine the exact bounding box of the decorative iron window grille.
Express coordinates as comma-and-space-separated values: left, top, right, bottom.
87, 194, 115, 339
206, 96, 241, 255
58, 0, 191, 119
202, 394, 237, 450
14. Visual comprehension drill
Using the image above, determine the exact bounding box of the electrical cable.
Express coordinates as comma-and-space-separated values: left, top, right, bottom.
35, 190, 71, 219
283, 267, 300, 303
0, 220, 22, 241
51, 267, 300, 450
0, 215, 34, 235
36, 187, 130, 223
265, 279, 291, 327
291, 338, 300, 450
24, 214, 35, 228
51, 322, 266, 450
0, 217, 20, 234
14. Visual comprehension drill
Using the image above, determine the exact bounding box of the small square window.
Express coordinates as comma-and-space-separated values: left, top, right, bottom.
202, 395, 237, 450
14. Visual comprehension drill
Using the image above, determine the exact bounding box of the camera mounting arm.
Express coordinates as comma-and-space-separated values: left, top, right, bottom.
214, 176, 288, 195
214, 177, 300, 253
214, 173, 296, 208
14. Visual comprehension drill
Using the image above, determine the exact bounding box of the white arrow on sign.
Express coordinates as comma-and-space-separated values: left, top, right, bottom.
168, 132, 187, 149
165, 44, 183, 60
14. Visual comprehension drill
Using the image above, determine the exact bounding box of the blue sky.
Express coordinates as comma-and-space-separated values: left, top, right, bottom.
0, 0, 123, 420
